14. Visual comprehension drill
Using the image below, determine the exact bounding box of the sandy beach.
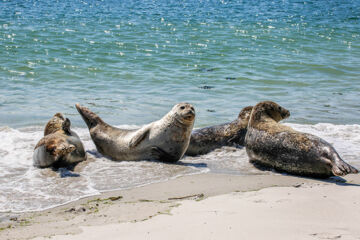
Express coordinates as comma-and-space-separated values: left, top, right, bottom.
1, 1, 360, 239
1, 172, 359, 240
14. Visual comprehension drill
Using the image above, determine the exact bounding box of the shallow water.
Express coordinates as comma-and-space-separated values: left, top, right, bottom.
0, 0, 359, 127
0, 0, 360, 212
0, 123, 359, 212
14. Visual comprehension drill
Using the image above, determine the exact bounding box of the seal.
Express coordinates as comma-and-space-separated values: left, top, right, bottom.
33, 113, 86, 168
185, 106, 253, 156
76, 103, 195, 162
245, 101, 359, 178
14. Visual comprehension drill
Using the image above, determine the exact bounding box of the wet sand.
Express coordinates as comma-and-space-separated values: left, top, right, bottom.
0, 173, 359, 240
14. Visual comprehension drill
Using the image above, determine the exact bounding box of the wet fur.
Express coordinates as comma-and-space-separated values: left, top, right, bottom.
186, 106, 253, 156
245, 101, 358, 178
76, 103, 195, 163
33, 113, 86, 168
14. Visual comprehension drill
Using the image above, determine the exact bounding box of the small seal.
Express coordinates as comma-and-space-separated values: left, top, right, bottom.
245, 101, 358, 178
76, 103, 195, 162
185, 106, 253, 156
33, 113, 86, 168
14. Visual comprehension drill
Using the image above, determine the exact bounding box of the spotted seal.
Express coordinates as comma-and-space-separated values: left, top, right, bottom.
185, 106, 253, 156
245, 101, 358, 178
33, 113, 86, 168
76, 103, 195, 162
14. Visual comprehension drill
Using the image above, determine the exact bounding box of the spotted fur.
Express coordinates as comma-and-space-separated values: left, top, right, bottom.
33, 113, 86, 168
245, 101, 358, 178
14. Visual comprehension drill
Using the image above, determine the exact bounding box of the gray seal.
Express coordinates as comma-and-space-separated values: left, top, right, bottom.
76, 103, 195, 162
186, 106, 253, 156
33, 113, 86, 168
245, 101, 358, 178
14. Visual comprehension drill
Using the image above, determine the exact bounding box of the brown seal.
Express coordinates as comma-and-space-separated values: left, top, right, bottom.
245, 101, 358, 178
76, 103, 195, 162
185, 106, 253, 156
33, 113, 86, 168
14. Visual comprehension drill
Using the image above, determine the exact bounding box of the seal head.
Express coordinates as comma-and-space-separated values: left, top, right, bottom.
174, 103, 195, 123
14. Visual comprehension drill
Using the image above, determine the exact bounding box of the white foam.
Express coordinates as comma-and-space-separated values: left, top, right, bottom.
0, 123, 359, 212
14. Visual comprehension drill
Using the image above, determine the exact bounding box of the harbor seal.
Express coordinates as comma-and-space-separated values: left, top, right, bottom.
33, 113, 86, 168
245, 101, 359, 178
185, 106, 253, 156
76, 103, 195, 162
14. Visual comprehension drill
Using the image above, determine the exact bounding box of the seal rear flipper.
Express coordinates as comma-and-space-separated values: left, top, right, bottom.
323, 157, 359, 176
151, 146, 178, 163
331, 161, 359, 176
128, 127, 150, 148
75, 103, 104, 129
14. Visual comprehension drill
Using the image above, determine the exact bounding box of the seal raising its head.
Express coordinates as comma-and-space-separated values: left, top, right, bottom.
185, 106, 253, 156
33, 113, 86, 168
76, 103, 195, 162
245, 101, 358, 178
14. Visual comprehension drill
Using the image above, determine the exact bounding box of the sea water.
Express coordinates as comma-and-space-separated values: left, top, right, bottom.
0, 0, 359, 212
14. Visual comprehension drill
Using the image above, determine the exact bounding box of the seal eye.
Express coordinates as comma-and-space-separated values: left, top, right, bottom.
180, 106, 185, 110
191, 107, 194, 111
279, 107, 282, 111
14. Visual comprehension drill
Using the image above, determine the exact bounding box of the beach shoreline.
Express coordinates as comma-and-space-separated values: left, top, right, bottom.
1, 172, 359, 240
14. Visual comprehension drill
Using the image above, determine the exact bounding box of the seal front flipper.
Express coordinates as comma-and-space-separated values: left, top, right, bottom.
75, 103, 105, 129
151, 147, 178, 163
128, 126, 150, 148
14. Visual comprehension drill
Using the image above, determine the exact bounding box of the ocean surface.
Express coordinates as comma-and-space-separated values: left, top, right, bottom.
0, 0, 359, 212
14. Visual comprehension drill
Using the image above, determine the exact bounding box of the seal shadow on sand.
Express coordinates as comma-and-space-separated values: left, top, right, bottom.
56, 167, 81, 178
51, 165, 80, 178
239, 162, 360, 187
52, 154, 98, 178
86, 149, 208, 169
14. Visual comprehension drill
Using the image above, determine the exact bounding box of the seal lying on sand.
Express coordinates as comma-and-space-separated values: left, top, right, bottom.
186, 106, 253, 156
76, 103, 195, 162
33, 113, 86, 168
245, 101, 358, 178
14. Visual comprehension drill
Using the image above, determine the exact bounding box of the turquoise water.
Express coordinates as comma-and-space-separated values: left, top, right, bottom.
1, 0, 360, 212
1, 0, 359, 127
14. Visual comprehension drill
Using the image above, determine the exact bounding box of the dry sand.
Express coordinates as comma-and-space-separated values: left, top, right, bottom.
1, 173, 359, 240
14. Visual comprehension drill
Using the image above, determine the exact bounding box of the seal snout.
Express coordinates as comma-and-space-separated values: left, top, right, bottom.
282, 109, 290, 119
185, 107, 195, 118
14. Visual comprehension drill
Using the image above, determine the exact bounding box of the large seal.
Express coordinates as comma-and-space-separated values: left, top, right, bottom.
76, 103, 195, 162
185, 106, 253, 156
33, 113, 86, 168
245, 101, 358, 178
